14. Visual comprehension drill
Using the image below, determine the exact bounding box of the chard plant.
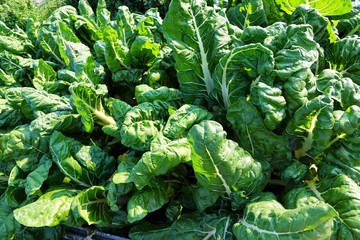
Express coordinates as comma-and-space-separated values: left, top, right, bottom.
0, 0, 359, 239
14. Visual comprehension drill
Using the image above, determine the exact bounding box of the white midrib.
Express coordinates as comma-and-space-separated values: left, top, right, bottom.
297, 108, 322, 158
205, 147, 232, 197
190, 9, 214, 96
239, 218, 309, 236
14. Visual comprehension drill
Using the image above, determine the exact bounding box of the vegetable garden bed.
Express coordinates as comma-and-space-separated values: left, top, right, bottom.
0, 0, 359, 239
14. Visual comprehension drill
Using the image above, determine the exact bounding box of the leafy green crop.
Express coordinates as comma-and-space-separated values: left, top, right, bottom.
0, 0, 359, 239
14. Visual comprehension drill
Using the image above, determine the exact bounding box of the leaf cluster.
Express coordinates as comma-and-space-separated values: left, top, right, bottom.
0, 0, 359, 239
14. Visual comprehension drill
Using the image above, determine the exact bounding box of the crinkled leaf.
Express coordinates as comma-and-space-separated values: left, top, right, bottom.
233, 192, 337, 240
163, 104, 213, 139
103, 27, 130, 73
316, 69, 360, 110
129, 36, 161, 67
1, 126, 49, 172
326, 36, 360, 85
120, 100, 169, 151
130, 136, 191, 190
69, 82, 116, 132
29, 111, 83, 135
127, 183, 169, 223
264, 24, 318, 79
13, 188, 78, 227
188, 120, 269, 198
250, 82, 286, 130
290, 5, 337, 44
275, 0, 353, 16
214, 43, 274, 109
49, 131, 97, 187
227, 98, 292, 168
227, 0, 268, 29
135, 84, 182, 104
75, 186, 112, 226
163, 0, 231, 104
286, 95, 334, 158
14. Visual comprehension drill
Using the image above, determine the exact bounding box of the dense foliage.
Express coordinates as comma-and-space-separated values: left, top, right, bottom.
0, 0, 359, 239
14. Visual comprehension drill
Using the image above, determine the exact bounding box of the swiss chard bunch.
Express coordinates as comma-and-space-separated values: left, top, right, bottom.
0, 0, 359, 239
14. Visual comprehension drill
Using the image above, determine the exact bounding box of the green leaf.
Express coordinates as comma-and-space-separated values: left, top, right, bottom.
25, 155, 52, 198
188, 120, 269, 198
163, 0, 231, 104
227, 98, 292, 168
78, 0, 96, 22
135, 84, 182, 104
69, 82, 116, 132
96, 0, 111, 26
120, 101, 169, 151
49, 131, 97, 187
29, 111, 83, 135
129, 213, 233, 240
116, 6, 136, 47
316, 69, 360, 110
0, 198, 21, 239
129, 36, 161, 67
130, 136, 191, 190
290, 5, 338, 44
1, 126, 49, 172
288, 174, 360, 239
233, 193, 337, 239
326, 36, 360, 85
75, 186, 112, 226
103, 27, 130, 72
275, 0, 353, 16
13, 188, 78, 227
127, 183, 169, 223
286, 95, 335, 158
227, 0, 268, 29
163, 104, 213, 139
214, 43, 274, 109
32, 59, 58, 93
250, 82, 286, 130
69, 138, 116, 180
265, 24, 318, 80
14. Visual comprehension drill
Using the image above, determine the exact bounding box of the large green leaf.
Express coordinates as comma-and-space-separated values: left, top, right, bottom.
75, 186, 112, 226
326, 36, 360, 85
286, 95, 334, 158
163, 0, 231, 104
214, 43, 274, 109
227, 0, 268, 29
286, 173, 360, 239
49, 131, 97, 187
130, 136, 191, 190
250, 81, 286, 130
1, 126, 49, 172
135, 84, 182, 104
69, 82, 116, 132
187, 120, 269, 199
275, 0, 353, 16
129, 213, 233, 240
127, 182, 169, 223
120, 100, 169, 151
0, 198, 21, 239
233, 192, 337, 239
13, 188, 78, 227
163, 104, 213, 139
24, 155, 52, 198
227, 98, 292, 168
102, 27, 130, 73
